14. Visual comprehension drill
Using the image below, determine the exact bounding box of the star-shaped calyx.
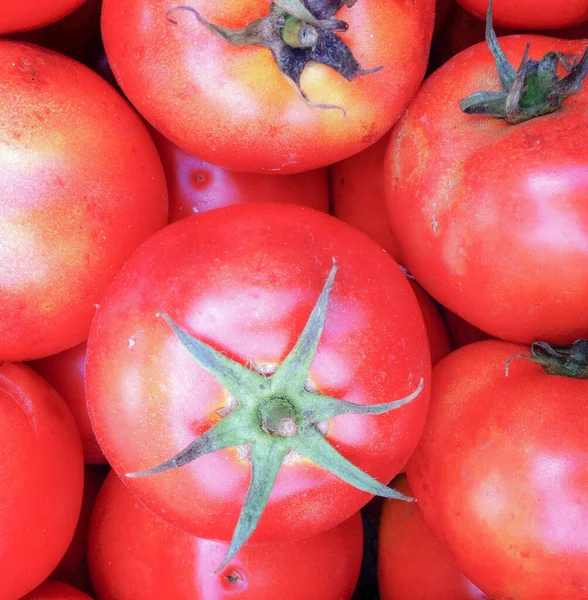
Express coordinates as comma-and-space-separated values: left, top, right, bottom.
127, 261, 423, 570
166, 0, 382, 114
460, 0, 588, 124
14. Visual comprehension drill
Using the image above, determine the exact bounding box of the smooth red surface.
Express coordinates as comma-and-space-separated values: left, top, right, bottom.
21, 580, 92, 600
102, 0, 435, 173
407, 341, 588, 600
0, 0, 84, 34
456, 0, 588, 29
151, 130, 329, 222
379, 475, 488, 600
86, 204, 430, 543
0, 41, 168, 362
89, 472, 363, 599
386, 36, 588, 344
0, 363, 84, 600
31, 342, 105, 464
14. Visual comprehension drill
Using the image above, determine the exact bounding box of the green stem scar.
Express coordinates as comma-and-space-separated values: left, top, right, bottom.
126, 261, 424, 571
459, 0, 588, 123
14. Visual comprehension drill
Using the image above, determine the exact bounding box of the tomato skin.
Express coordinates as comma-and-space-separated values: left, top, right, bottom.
86, 203, 430, 543
31, 343, 105, 464
101, 0, 435, 173
379, 475, 488, 600
151, 130, 329, 222
386, 36, 588, 344
456, 0, 588, 29
0, 363, 84, 600
0, 41, 168, 362
89, 471, 363, 599
406, 340, 588, 600
0, 0, 84, 34
20, 580, 93, 599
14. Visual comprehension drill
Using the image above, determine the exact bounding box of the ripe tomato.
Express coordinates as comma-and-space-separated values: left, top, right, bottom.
101, 0, 435, 173
0, 363, 84, 600
21, 580, 92, 600
0, 41, 168, 362
31, 342, 105, 464
379, 475, 488, 600
151, 130, 329, 222
86, 204, 430, 558
407, 340, 588, 600
456, 0, 588, 29
386, 35, 588, 344
0, 0, 84, 34
89, 471, 363, 599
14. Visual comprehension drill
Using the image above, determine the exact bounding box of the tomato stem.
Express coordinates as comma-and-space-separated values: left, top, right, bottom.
506, 340, 588, 378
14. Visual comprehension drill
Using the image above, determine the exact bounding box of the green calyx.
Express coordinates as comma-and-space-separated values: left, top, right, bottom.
126, 261, 423, 571
459, 0, 588, 124
166, 1, 382, 115
506, 339, 588, 378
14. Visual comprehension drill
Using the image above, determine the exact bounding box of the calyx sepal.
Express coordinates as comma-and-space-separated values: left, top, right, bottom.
506, 339, 588, 378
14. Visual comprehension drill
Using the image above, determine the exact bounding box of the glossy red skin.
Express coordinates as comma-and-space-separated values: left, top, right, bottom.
406, 341, 588, 600
0, 0, 84, 34
151, 130, 329, 222
21, 580, 93, 600
89, 472, 363, 599
0, 41, 168, 362
31, 342, 105, 464
52, 465, 110, 594
386, 36, 588, 344
379, 475, 488, 600
86, 204, 430, 543
101, 0, 435, 173
456, 0, 588, 29
0, 363, 84, 600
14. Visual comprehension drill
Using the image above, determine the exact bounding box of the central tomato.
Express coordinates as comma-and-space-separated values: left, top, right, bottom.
86, 204, 430, 563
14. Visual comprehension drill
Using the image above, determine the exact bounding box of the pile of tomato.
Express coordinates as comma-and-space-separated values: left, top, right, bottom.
1, 1, 587, 599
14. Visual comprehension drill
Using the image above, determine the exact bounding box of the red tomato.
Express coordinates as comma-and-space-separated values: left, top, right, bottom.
31, 342, 105, 464
151, 130, 329, 222
0, 0, 84, 34
101, 0, 435, 173
386, 35, 588, 344
439, 307, 493, 349
21, 580, 92, 600
379, 475, 488, 600
0, 363, 84, 600
456, 0, 588, 29
89, 471, 363, 599
407, 340, 588, 600
86, 204, 430, 551
0, 41, 168, 362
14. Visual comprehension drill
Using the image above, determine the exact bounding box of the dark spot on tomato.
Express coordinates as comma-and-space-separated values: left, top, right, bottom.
222, 569, 247, 591
189, 169, 209, 189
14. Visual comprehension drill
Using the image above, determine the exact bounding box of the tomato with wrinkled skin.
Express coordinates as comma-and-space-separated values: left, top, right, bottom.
456, 0, 588, 29
386, 35, 588, 344
0, 363, 84, 600
0, 41, 168, 362
379, 475, 488, 600
0, 0, 84, 34
406, 340, 588, 600
89, 471, 363, 599
21, 580, 93, 600
102, 0, 435, 173
86, 204, 430, 544
151, 129, 329, 222
31, 342, 105, 464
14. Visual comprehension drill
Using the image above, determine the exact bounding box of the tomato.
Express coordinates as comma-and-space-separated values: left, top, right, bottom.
0, 363, 84, 600
456, 0, 588, 29
86, 204, 430, 563
101, 0, 435, 173
31, 342, 105, 464
439, 307, 493, 349
0, 0, 84, 34
406, 340, 588, 600
21, 580, 92, 600
386, 34, 588, 344
89, 471, 363, 599
379, 475, 488, 600
151, 129, 329, 222
0, 41, 168, 362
